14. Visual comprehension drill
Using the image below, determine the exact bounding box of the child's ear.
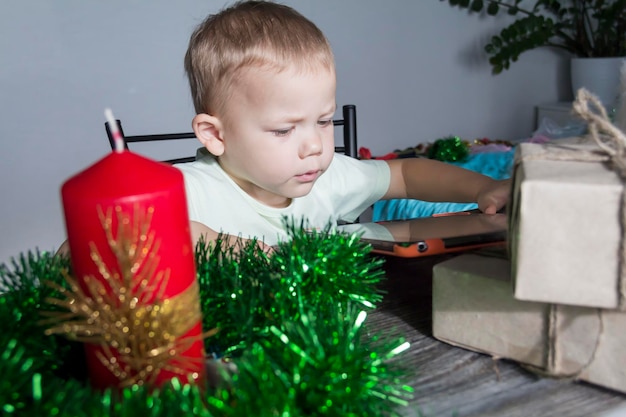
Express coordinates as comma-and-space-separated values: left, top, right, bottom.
192, 113, 225, 156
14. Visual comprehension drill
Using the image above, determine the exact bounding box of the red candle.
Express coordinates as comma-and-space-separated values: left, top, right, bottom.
61, 146, 205, 389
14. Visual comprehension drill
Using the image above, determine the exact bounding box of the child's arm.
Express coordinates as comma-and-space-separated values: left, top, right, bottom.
55, 222, 272, 260
54, 224, 222, 259
190, 221, 274, 254
190, 221, 222, 246
383, 158, 510, 214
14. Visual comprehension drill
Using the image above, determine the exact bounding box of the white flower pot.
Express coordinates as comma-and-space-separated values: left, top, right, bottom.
571, 57, 625, 109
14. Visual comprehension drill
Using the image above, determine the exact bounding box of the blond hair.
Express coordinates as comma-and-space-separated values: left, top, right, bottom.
184, 0, 335, 116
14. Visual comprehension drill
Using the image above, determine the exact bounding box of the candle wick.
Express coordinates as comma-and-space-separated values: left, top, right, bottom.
104, 108, 125, 153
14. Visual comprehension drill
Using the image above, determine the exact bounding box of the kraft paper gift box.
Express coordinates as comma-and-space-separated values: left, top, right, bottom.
509, 140, 625, 309
432, 254, 626, 394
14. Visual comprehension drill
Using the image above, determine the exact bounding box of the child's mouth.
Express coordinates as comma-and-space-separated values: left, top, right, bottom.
295, 170, 320, 182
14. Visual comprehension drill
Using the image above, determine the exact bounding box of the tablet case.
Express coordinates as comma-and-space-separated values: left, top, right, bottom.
338, 212, 507, 258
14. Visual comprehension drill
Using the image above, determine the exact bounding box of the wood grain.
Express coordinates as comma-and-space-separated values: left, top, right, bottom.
370, 254, 626, 417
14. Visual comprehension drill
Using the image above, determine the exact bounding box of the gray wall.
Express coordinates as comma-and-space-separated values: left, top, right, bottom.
0, 1, 570, 264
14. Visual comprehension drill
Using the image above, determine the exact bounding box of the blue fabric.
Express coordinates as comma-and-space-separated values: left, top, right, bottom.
372, 149, 515, 221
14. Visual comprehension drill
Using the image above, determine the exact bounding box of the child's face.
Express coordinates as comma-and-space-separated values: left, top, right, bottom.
217, 64, 337, 208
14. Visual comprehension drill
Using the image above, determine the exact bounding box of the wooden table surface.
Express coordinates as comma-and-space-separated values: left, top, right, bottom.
369, 254, 626, 417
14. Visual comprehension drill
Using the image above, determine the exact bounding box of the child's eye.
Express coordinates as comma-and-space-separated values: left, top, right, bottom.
271, 127, 293, 137
318, 119, 333, 127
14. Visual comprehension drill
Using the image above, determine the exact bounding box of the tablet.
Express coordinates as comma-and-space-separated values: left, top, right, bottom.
337, 212, 507, 258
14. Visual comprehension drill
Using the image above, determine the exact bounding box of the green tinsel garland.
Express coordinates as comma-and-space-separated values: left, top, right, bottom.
427, 136, 469, 162
0, 223, 413, 416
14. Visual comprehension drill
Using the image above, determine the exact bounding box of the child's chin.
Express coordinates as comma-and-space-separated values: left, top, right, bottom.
286, 184, 316, 198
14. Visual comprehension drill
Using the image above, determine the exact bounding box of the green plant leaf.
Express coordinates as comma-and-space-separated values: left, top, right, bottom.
447, 0, 626, 73
470, 0, 483, 12
486, 2, 499, 15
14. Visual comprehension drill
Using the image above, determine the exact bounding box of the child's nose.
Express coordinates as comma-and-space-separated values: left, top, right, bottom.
299, 129, 323, 157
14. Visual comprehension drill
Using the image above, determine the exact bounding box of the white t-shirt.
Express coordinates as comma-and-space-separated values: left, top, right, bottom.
176, 150, 390, 245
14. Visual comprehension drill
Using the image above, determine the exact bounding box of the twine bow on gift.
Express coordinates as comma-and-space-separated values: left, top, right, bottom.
513, 89, 624, 381
572, 88, 626, 310
541, 89, 622, 379
513, 89, 626, 308
572, 89, 626, 177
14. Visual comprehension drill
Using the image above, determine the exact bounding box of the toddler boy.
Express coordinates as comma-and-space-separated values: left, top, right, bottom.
178, 0, 510, 248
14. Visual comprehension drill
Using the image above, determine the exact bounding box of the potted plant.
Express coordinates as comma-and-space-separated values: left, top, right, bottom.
445, 0, 626, 105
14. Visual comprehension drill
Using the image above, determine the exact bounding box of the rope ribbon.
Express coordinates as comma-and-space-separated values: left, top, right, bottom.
516, 88, 623, 379
544, 305, 604, 378
512, 88, 626, 309
573, 89, 626, 311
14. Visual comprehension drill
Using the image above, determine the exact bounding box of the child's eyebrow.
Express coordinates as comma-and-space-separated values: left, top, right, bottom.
326, 103, 338, 114
281, 111, 335, 124
272, 103, 337, 124
280, 114, 306, 124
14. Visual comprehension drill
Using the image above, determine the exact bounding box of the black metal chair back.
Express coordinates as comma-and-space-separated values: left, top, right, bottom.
333, 104, 357, 158
105, 104, 358, 164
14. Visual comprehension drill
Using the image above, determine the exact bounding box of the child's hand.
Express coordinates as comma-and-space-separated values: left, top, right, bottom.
190, 221, 274, 255
476, 178, 511, 214
221, 234, 275, 256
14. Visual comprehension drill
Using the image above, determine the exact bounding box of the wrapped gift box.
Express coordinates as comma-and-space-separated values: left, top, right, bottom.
509, 141, 624, 309
432, 254, 626, 394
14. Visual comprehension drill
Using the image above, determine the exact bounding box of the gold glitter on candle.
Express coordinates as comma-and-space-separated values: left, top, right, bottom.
41, 204, 215, 387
